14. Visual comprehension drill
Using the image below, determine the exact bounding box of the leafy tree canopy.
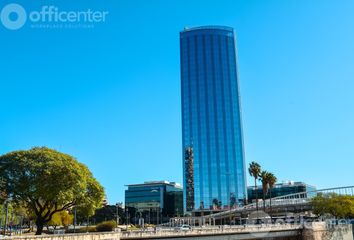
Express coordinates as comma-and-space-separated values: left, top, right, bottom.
248, 162, 261, 179
90, 205, 124, 224
47, 211, 73, 228
0, 147, 104, 234
312, 193, 354, 219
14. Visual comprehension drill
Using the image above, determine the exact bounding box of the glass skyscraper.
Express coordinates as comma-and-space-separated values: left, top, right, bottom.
180, 26, 246, 212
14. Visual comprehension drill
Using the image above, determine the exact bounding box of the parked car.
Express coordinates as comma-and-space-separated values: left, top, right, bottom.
175, 224, 192, 231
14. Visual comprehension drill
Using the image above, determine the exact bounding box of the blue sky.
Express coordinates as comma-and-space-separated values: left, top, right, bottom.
1, 0, 353, 203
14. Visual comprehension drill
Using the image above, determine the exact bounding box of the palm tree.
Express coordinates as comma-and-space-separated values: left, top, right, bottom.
212, 198, 220, 210
267, 173, 277, 213
259, 171, 271, 211
248, 162, 261, 211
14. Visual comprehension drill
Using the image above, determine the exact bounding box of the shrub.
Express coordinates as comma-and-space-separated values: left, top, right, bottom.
87, 226, 97, 232
96, 221, 116, 232
77, 226, 97, 233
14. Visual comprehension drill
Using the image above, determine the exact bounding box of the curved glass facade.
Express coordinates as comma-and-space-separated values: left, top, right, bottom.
180, 26, 246, 211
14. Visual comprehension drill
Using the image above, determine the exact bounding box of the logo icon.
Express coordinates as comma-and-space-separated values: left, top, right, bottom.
1, 3, 27, 30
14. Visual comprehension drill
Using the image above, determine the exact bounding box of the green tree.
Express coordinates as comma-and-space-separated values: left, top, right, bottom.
47, 212, 62, 229
248, 162, 261, 211
212, 198, 221, 210
61, 211, 74, 227
75, 204, 99, 224
0, 147, 104, 235
47, 211, 73, 230
0, 202, 17, 227
267, 172, 277, 213
0, 178, 7, 204
259, 171, 270, 211
312, 193, 354, 219
91, 205, 125, 224
229, 193, 236, 209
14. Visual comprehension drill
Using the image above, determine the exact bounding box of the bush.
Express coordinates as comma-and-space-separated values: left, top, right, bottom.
77, 226, 97, 233
96, 221, 116, 232
87, 226, 97, 232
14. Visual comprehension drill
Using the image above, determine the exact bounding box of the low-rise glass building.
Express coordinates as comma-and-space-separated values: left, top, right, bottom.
247, 181, 316, 203
125, 181, 183, 224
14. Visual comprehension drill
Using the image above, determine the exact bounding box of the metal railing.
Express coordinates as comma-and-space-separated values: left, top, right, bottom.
120, 224, 301, 239
209, 185, 354, 218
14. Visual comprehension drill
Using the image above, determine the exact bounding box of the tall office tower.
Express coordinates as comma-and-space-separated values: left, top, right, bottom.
180, 26, 246, 212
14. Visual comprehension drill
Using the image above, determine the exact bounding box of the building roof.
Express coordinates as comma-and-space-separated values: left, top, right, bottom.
181, 25, 234, 33
125, 180, 182, 189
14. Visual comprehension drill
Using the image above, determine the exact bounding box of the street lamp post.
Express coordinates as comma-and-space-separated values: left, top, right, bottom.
86, 215, 89, 232
223, 171, 232, 225
20, 215, 23, 235
73, 207, 77, 233
150, 189, 159, 225
156, 207, 159, 225
125, 206, 128, 231
115, 203, 120, 227
148, 208, 151, 224
3, 201, 9, 236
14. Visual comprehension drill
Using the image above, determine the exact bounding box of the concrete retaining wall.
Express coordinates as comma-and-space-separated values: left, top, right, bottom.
302, 222, 353, 240
4, 232, 120, 240
3, 222, 353, 240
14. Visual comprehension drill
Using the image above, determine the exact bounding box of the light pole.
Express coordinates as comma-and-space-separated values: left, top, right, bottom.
20, 215, 23, 235
115, 203, 120, 227
150, 189, 159, 225
148, 208, 151, 224
3, 201, 9, 236
86, 215, 89, 232
73, 207, 77, 233
157, 206, 159, 225
125, 206, 128, 231
223, 171, 232, 225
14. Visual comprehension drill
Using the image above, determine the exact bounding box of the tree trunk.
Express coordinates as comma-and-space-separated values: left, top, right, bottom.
269, 189, 273, 223
269, 189, 272, 212
263, 191, 266, 212
254, 178, 258, 211
35, 218, 45, 235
